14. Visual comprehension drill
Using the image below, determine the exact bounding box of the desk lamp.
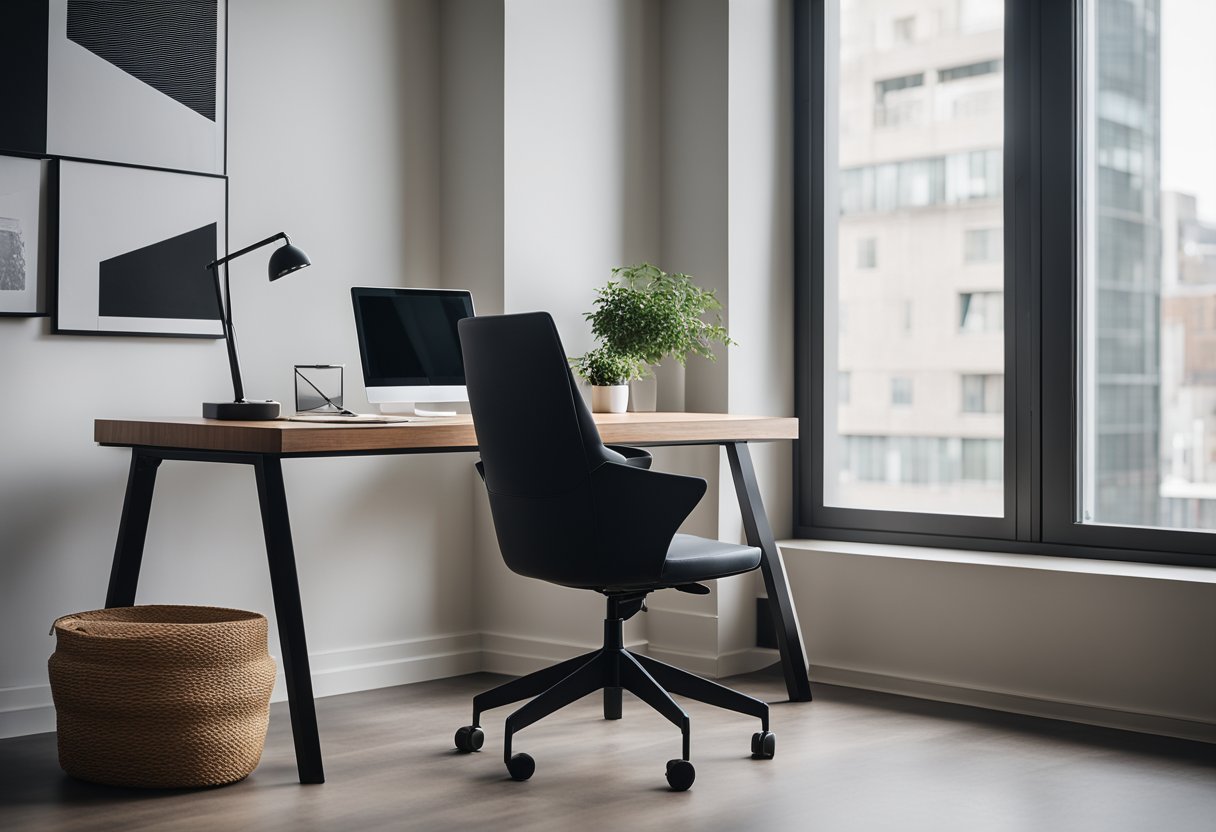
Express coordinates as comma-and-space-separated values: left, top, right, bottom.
202, 232, 311, 420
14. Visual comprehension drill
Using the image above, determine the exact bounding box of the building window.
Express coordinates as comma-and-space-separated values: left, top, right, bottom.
858, 237, 877, 268
840, 150, 1002, 214
963, 228, 1002, 263
874, 73, 925, 127
837, 435, 1004, 504
891, 376, 913, 406
959, 291, 1003, 333
795, 0, 1215, 561
961, 374, 1003, 413
961, 438, 1003, 482
938, 60, 1002, 83
893, 15, 916, 44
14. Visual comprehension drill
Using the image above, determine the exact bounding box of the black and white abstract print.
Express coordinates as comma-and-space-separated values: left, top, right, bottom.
0, 156, 45, 315
0, 217, 28, 292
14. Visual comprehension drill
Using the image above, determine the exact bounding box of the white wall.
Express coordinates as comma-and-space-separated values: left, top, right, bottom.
441, 0, 505, 316
1, 0, 481, 738
782, 541, 1216, 741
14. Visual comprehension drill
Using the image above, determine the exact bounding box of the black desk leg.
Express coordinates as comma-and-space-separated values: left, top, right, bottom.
253, 455, 325, 785
725, 442, 813, 702
105, 450, 162, 608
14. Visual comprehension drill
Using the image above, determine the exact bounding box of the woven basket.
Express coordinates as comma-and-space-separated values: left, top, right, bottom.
48, 605, 276, 789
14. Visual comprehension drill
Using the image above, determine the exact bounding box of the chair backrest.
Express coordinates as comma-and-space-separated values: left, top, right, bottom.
458, 312, 621, 585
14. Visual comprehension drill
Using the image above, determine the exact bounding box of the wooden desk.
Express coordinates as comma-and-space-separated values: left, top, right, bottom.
94, 413, 808, 784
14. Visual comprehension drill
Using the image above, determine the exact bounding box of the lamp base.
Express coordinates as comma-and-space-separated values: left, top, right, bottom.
203, 400, 281, 421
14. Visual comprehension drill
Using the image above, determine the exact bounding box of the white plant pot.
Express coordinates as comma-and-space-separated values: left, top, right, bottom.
591, 385, 630, 413
628, 372, 657, 412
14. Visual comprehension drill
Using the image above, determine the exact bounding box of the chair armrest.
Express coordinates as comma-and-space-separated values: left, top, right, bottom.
605, 445, 653, 469
587, 462, 706, 587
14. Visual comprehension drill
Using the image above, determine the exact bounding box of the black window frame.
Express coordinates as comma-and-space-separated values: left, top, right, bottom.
793, 0, 1213, 568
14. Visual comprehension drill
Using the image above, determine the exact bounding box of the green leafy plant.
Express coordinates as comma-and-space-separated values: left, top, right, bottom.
585, 263, 735, 367
569, 347, 644, 387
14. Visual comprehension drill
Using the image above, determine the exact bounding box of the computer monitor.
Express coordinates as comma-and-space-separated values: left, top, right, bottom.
351, 287, 475, 416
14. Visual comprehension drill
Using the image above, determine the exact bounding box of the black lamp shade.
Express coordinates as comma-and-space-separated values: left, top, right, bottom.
268, 243, 311, 281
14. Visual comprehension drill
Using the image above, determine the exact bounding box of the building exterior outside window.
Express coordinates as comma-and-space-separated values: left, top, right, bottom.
828, 0, 1005, 516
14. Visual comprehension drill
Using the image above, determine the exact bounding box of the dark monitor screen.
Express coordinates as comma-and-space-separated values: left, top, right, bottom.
351, 287, 474, 386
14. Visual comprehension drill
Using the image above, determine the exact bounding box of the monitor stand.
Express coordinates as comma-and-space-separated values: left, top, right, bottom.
378, 402, 464, 418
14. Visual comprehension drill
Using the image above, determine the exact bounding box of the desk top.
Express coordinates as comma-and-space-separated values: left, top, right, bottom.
94, 412, 799, 456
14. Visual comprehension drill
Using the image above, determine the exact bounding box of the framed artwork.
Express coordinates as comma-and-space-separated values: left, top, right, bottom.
53, 160, 226, 337
0, 155, 49, 317
1, 0, 227, 175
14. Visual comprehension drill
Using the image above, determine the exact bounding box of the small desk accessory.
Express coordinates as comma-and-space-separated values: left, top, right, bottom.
203, 232, 311, 421
294, 364, 350, 414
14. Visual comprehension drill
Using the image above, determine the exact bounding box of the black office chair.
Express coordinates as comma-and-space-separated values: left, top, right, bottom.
453, 311, 774, 792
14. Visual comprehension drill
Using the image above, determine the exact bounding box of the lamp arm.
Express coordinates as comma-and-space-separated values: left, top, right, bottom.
207, 231, 288, 269
210, 262, 247, 402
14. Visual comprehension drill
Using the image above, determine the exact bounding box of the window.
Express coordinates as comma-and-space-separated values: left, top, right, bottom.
874, 73, 925, 127
891, 377, 913, 406
876, 74, 924, 98
795, 0, 1214, 562
819, 0, 1005, 518
961, 374, 1003, 413
857, 237, 877, 268
1078, 0, 1216, 532
961, 438, 1003, 482
893, 16, 916, 44
938, 60, 1002, 84
964, 228, 1002, 263
959, 291, 1003, 332
840, 151, 1002, 213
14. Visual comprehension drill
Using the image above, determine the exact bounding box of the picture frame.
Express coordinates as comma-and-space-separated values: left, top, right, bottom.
1, 0, 227, 176
0, 155, 50, 317
52, 160, 227, 338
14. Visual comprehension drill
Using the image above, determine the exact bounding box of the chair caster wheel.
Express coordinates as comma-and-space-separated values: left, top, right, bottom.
507, 752, 535, 781
751, 731, 776, 759
454, 726, 484, 753
665, 759, 695, 791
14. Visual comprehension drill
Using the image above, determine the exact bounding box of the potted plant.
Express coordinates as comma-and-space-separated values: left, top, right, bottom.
585, 263, 735, 411
569, 347, 643, 413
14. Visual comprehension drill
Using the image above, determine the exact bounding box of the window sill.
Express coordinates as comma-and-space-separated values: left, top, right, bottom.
777, 538, 1216, 584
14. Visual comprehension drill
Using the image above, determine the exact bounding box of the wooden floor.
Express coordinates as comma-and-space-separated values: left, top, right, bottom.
1, 669, 1213, 832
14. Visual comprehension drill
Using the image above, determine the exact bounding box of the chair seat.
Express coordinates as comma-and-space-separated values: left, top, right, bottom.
660, 534, 762, 584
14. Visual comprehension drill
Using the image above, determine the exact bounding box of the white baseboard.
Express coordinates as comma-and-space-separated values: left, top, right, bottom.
811, 663, 1216, 744
644, 645, 778, 679
0, 631, 483, 740
720, 647, 780, 678
0, 683, 55, 739
287, 632, 483, 701
10, 640, 1210, 744
480, 632, 648, 677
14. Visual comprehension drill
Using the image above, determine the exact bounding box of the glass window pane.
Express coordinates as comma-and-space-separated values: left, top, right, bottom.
824, 0, 1005, 517
962, 375, 986, 412
1080, 0, 1216, 531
